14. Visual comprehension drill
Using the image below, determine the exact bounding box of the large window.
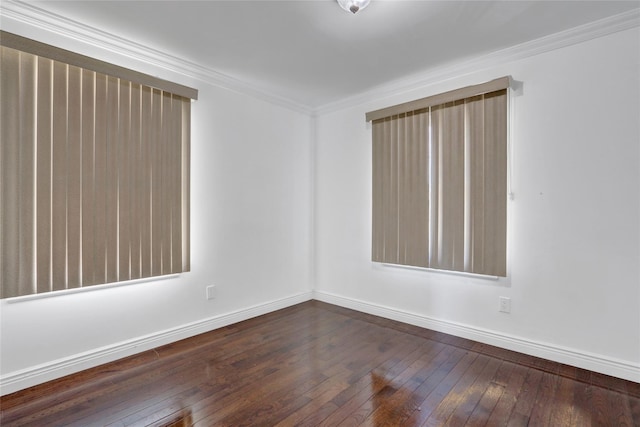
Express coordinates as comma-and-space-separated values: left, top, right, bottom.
367, 77, 509, 277
0, 31, 198, 298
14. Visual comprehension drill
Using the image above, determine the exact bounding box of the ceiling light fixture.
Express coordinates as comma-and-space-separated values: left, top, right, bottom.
337, 0, 370, 14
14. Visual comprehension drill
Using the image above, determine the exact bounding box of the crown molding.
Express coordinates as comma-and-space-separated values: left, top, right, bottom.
314, 8, 640, 116
0, 0, 314, 116
1, 1, 637, 118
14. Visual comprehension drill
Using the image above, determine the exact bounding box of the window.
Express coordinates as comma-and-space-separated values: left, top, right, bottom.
367, 77, 509, 277
0, 31, 198, 298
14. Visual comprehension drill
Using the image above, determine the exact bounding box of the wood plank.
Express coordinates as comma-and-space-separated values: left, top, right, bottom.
74, 306, 356, 426
2, 301, 639, 427
484, 361, 528, 426
507, 367, 544, 426
350, 342, 452, 425
272, 370, 351, 426
361, 345, 457, 426
528, 371, 561, 425
389, 347, 468, 425
630, 395, 640, 427
316, 340, 439, 426
547, 376, 577, 426
3, 304, 345, 425
120, 312, 373, 426
603, 388, 635, 427
446, 357, 504, 426
403, 350, 479, 425
570, 377, 593, 427
464, 360, 516, 427
421, 353, 491, 426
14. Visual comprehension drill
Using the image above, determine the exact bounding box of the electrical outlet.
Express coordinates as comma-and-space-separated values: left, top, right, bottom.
206, 285, 216, 300
499, 296, 511, 313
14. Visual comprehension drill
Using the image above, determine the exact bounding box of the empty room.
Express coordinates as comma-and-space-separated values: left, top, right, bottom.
1, 0, 639, 425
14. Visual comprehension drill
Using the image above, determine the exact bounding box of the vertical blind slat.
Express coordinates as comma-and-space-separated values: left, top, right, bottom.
380, 118, 392, 264
403, 115, 412, 265
82, 69, 96, 286
449, 101, 466, 272
421, 111, 430, 268
118, 79, 131, 282
105, 76, 119, 284
130, 83, 142, 280
150, 89, 162, 277
161, 92, 172, 274
51, 61, 68, 291
170, 96, 182, 273
182, 99, 191, 271
430, 105, 442, 267
140, 86, 152, 279
411, 111, 430, 268
380, 118, 389, 263
36, 57, 53, 293
1, 47, 20, 298
483, 91, 508, 276
371, 120, 383, 263
93, 73, 108, 285
466, 95, 485, 273
18, 51, 37, 297
67, 65, 82, 289
388, 117, 399, 264
397, 114, 407, 265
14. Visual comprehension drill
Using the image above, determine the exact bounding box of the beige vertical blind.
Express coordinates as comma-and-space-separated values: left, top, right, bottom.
1, 33, 196, 299
372, 109, 430, 267
369, 78, 509, 277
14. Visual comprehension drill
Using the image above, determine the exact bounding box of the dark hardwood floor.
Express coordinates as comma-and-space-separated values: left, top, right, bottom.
1, 300, 639, 426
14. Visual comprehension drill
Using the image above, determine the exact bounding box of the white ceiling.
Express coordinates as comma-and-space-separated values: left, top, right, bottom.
26, 0, 640, 109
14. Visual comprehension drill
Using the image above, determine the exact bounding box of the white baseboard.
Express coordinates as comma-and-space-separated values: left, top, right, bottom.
313, 291, 640, 383
0, 291, 313, 396
2, 289, 637, 395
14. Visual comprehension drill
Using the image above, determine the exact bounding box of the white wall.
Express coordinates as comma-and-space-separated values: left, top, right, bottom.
2, 7, 638, 394
314, 27, 640, 381
0, 18, 313, 393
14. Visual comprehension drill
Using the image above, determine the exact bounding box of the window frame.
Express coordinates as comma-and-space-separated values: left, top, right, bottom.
367, 77, 511, 277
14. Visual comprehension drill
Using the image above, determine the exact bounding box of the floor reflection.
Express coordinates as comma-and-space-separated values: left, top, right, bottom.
370, 371, 401, 426
156, 408, 193, 427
